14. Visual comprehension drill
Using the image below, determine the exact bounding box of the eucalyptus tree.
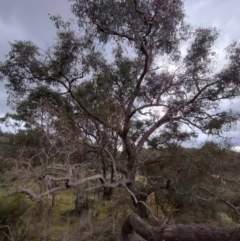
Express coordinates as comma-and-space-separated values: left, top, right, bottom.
69, 0, 240, 181
1, 0, 240, 218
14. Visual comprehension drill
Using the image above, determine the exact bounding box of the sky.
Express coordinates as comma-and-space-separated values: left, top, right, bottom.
0, 0, 240, 148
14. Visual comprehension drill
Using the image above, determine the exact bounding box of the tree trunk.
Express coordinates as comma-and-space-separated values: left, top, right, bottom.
101, 159, 114, 200
121, 213, 240, 241
127, 182, 150, 218
103, 186, 113, 200
126, 156, 151, 218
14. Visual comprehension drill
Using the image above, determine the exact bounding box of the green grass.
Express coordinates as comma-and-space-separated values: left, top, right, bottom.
0, 175, 238, 241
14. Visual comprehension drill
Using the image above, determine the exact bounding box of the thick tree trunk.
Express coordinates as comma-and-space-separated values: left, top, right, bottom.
127, 181, 150, 218
126, 156, 151, 218
127, 164, 136, 183
121, 213, 240, 241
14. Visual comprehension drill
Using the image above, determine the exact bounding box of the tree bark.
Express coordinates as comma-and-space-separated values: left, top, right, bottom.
103, 186, 113, 200
121, 213, 240, 241
102, 160, 114, 200
126, 155, 152, 218
132, 193, 149, 218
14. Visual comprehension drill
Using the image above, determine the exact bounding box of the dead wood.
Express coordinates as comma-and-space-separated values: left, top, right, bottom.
121, 213, 240, 241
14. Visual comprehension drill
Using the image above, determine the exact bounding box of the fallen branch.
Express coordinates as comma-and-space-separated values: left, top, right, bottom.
6, 186, 64, 202
6, 174, 129, 202
121, 213, 239, 241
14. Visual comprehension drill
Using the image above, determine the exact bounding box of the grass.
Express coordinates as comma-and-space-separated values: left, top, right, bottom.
0, 173, 238, 241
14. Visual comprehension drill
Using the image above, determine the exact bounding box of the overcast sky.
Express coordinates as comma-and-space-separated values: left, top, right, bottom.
0, 0, 240, 148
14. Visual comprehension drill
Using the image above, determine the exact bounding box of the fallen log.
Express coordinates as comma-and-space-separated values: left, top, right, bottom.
121, 213, 240, 241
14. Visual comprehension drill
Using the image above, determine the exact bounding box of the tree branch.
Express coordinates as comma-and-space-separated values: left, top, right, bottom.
121, 213, 238, 241
135, 113, 182, 154
199, 187, 240, 217
6, 174, 129, 202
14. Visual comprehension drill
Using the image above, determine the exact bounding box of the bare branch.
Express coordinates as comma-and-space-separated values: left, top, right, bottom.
6, 173, 129, 202
121, 213, 240, 241
200, 187, 240, 217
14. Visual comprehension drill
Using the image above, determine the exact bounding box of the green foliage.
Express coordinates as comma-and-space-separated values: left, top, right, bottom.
0, 192, 31, 241
72, 0, 186, 57
0, 128, 45, 161
17, 86, 63, 118
0, 194, 26, 225
147, 122, 197, 149
142, 142, 240, 222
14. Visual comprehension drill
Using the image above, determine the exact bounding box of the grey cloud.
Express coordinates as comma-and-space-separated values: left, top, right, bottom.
0, 0, 73, 58
185, 0, 240, 34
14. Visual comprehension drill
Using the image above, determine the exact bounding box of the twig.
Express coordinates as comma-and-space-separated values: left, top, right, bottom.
0, 225, 14, 241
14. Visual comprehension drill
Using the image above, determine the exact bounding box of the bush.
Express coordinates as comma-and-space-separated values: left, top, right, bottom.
0, 192, 30, 241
